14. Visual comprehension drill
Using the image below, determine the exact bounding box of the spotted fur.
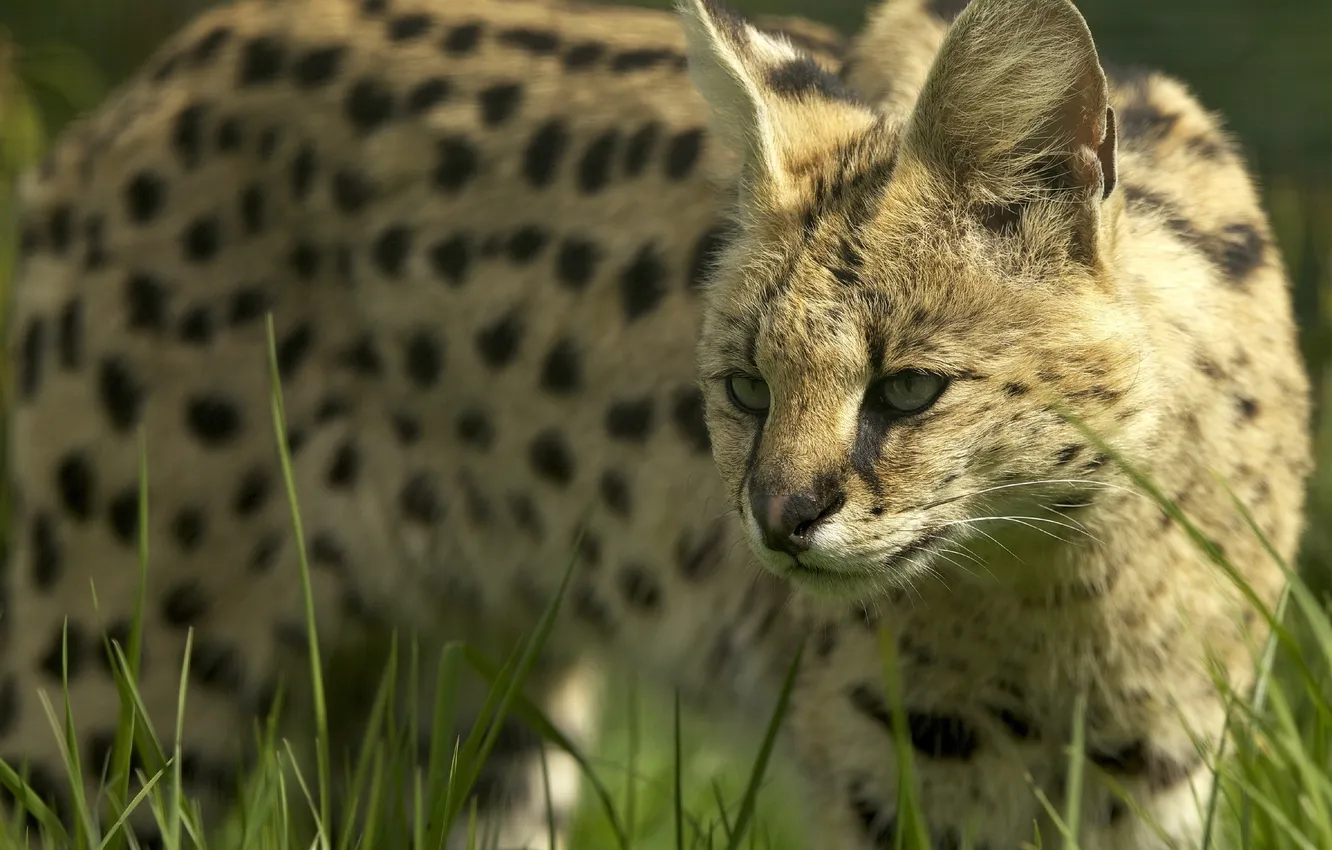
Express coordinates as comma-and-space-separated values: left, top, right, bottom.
684, 0, 1310, 846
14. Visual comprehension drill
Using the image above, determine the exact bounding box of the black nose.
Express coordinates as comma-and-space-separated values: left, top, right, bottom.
749, 484, 845, 556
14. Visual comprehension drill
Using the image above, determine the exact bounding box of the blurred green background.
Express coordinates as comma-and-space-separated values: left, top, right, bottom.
0, 0, 1329, 846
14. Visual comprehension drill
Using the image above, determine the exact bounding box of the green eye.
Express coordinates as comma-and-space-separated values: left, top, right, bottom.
873, 370, 947, 414
726, 375, 771, 414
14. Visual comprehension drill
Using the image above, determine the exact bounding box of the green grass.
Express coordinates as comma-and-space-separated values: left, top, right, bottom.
3, 19, 1332, 850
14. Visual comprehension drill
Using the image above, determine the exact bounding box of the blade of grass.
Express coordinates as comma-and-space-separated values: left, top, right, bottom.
724, 639, 803, 850
266, 314, 331, 842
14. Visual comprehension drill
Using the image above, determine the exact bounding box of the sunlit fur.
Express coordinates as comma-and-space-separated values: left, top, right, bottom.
680, 0, 1310, 841
680, 0, 1307, 605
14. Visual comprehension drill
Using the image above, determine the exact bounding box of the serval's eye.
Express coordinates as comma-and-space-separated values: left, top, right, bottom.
726, 375, 771, 414
871, 370, 948, 415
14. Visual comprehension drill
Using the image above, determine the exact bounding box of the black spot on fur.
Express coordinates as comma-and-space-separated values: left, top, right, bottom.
327, 441, 360, 488
162, 581, 208, 627
478, 82, 523, 125
611, 48, 679, 73
676, 524, 725, 582
606, 398, 654, 442
39, 621, 88, 681
46, 205, 71, 254
178, 307, 214, 345
507, 226, 547, 263
172, 102, 207, 168
181, 216, 221, 263
620, 243, 667, 321
1089, 740, 1197, 790
0, 678, 18, 737
332, 169, 374, 214
31, 513, 63, 590
172, 508, 206, 551
600, 470, 632, 517
126, 272, 169, 331
19, 317, 45, 401
310, 533, 348, 571
578, 130, 618, 193
849, 684, 981, 759
849, 781, 897, 848
1206, 222, 1266, 283
400, 472, 444, 523
529, 430, 575, 486
372, 225, 413, 277
276, 322, 314, 380
216, 119, 243, 152
238, 35, 286, 85
289, 241, 321, 280
338, 335, 383, 376
290, 144, 318, 200
404, 330, 443, 388
387, 12, 432, 41
571, 583, 617, 636
192, 641, 245, 693
987, 705, 1039, 741
100, 356, 144, 432
498, 27, 559, 55
524, 120, 569, 188
476, 309, 524, 368
191, 26, 233, 65
766, 57, 856, 102
624, 122, 660, 176
108, 485, 139, 546
555, 238, 600, 289
249, 535, 281, 573
82, 215, 106, 269
56, 452, 95, 521
345, 77, 395, 132
663, 128, 704, 180
619, 564, 661, 611
442, 22, 483, 54
233, 467, 271, 516
540, 338, 581, 394
240, 184, 266, 233
406, 77, 452, 113
58, 298, 83, 369
457, 409, 495, 449
125, 170, 167, 223
430, 235, 471, 284
292, 44, 346, 87
229, 287, 270, 325
563, 41, 605, 69
434, 136, 479, 192
186, 394, 243, 446
507, 493, 544, 540
909, 713, 981, 759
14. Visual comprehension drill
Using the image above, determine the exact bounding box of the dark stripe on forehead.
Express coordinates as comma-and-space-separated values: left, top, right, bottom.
802, 128, 899, 238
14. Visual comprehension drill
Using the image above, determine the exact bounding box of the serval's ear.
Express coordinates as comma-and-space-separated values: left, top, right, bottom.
903, 0, 1117, 258
677, 0, 878, 208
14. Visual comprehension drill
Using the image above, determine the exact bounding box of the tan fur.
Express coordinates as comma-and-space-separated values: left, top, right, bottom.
684, 0, 1311, 846
1, 0, 1310, 847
